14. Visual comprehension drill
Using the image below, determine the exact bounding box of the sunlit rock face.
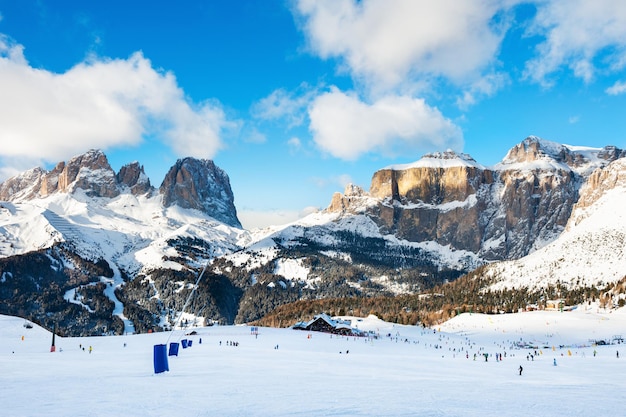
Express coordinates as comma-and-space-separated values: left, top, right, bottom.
327, 137, 625, 261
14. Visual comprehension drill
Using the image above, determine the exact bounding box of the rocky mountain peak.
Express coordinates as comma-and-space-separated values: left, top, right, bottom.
51, 149, 120, 198
327, 184, 372, 213
0, 167, 46, 201
159, 157, 241, 228
326, 136, 626, 262
501, 136, 567, 165
0, 150, 120, 201
0, 150, 242, 228
117, 162, 152, 195
498, 136, 625, 175
597, 145, 626, 163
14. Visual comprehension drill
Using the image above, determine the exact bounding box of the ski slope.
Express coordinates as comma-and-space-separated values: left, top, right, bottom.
2, 306, 626, 416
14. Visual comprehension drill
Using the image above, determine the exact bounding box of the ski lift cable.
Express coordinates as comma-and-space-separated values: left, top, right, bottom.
165, 257, 210, 345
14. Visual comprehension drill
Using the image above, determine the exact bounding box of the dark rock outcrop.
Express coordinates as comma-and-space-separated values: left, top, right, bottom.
159, 157, 241, 228
117, 162, 152, 195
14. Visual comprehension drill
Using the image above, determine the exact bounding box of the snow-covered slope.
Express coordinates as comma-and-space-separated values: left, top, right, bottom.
3, 308, 626, 417
215, 209, 481, 299
0, 191, 246, 272
0, 174, 247, 335
486, 157, 626, 291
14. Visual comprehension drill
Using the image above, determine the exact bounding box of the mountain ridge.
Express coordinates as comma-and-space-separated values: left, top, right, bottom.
328, 136, 623, 260
0, 150, 241, 227
1, 136, 626, 335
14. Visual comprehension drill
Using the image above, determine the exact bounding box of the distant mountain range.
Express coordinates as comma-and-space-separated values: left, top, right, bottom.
2, 136, 626, 335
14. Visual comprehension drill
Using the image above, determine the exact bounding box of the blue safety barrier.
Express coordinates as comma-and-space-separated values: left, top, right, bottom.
153, 344, 169, 374
168, 342, 180, 356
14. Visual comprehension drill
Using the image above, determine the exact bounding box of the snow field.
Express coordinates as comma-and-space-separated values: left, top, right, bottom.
2, 308, 626, 416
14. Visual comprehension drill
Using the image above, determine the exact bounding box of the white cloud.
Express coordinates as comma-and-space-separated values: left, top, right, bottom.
252, 85, 317, 127
294, 0, 509, 92
287, 136, 302, 153
524, 0, 626, 86
456, 72, 510, 109
606, 80, 626, 95
308, 88, 463, 160
244, 128, 267, 144
0, 36, 232, 170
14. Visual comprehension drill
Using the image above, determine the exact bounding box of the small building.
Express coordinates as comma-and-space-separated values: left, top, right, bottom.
293, 313, 357, 336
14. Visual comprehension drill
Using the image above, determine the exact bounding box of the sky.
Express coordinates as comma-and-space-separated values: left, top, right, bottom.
2, 308, 626, 416
1, 1, 626, 229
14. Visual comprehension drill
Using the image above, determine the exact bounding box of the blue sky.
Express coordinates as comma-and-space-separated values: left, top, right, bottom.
1, 1, 626, 229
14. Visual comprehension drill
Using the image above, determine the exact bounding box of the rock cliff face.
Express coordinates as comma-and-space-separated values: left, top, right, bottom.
369, 151, 489, 204
1, 150, 121, 200
52, 150, 120, 198
0, 167, 45, 201
159, 157, 241, 228
328, 137, 625, 261
117, 162, 152, 195
327, 184, 371, 213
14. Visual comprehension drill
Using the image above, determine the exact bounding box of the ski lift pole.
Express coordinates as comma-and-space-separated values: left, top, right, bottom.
50, 322, 56, 352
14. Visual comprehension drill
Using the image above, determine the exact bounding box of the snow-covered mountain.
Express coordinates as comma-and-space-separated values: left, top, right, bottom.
201, 136, 626, 318
0, 150, 245, 266
485, 156, 626, 292
0, 150, 248, 334
327, 136, 624, 261
1, 136, 626, 335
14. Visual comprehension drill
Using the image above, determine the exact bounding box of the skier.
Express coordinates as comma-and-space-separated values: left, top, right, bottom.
519, 365, 523, 376
553, 358, 557, 366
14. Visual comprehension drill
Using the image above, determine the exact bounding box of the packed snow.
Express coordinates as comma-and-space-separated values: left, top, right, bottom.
2, 306, 625, 416
274, 258, 310, 282
386, 150, 485, 170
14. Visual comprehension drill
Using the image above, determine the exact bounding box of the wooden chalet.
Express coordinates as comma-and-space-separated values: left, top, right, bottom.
293, 313, 355, 336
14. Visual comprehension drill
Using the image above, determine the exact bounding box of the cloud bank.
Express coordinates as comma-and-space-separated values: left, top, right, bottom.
295, 0, 508, 91
0, 35, 231, 177
308, 88, 462, 160
281, 0, 513, 161
524, 0, 626, 86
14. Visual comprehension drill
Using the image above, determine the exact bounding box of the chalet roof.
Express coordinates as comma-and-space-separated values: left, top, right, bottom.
293, 313, 353, 332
